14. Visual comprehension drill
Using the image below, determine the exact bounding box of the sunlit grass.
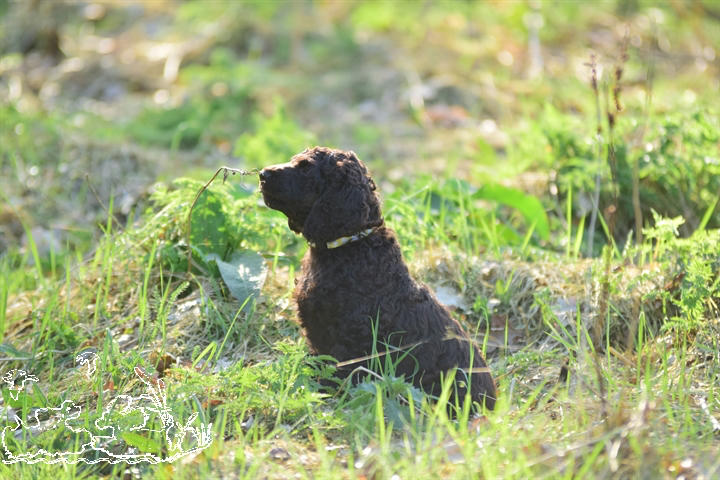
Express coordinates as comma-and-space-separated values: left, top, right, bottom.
1, 1, 718, 478
1, 169, 718, 478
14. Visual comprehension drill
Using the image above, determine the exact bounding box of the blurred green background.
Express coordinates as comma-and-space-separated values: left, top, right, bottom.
1, 0, 718, 254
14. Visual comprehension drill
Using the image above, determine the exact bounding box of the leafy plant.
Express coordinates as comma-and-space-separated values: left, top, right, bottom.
631, 211, 720, 335
234, 98, 317, 169
545, 108, 719, 252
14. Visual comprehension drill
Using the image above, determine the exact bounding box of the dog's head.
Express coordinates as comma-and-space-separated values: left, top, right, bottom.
259, 146, 382, 246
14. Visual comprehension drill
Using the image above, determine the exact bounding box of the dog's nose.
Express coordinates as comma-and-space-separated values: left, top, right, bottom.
260, 163, 291, 181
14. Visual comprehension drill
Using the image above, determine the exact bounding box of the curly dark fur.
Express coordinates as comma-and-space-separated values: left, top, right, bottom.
259, 146, 496, 412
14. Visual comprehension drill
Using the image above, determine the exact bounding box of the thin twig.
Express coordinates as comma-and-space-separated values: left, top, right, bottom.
335, 339, 427, 368
632, 21, 657, 249
594, 85, 619, 351
85, 174, 125, 233
334, 365, 385, 395
184, 167, 259, 276
608, 346, 634, 368
627, 22, 656, 352
582, 54, 611, 424
586, 53, 603, 258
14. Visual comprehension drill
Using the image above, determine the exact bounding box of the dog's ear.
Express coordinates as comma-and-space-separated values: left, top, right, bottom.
348, 150, 377, 192
302, 151, 382, 245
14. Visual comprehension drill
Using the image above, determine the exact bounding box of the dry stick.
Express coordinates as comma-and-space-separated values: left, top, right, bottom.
334, 335, 494, 373
612, 27, 629, 115
334, 339, 428, 369
594, 84, 621, 429
584, 54, 618, 427
608, 27, 629, 202
627, 24, 656, 353
583, 56, 608, 423
608, 346, 634, 368
85, 174, 125, 233
333, 366, 383, 401
595, 84, 619, 350
585, 53, 603, 258
632, 23, 657, 250
184, 167, 259, 276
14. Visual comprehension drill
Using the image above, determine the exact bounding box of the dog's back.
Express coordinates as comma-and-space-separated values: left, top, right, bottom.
295, 226, 497, 411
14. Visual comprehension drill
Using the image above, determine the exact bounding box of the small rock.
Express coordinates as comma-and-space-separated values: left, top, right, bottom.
269, 446, 291, 462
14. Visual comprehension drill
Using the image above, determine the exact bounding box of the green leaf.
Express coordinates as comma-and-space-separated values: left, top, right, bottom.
207, 250, 268, 310
189, 189, 228, 257
159, 244, 186, 273
121, 432, 163, 454
2, 390, 35, 409
472, 184, 550, 240
384, 397, 411, 425
0, 343, 32, 359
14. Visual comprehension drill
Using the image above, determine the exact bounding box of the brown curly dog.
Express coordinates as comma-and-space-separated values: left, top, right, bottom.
259, 146, 496, 412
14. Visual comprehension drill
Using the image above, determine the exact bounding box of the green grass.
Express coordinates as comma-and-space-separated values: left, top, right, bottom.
1, 0, 719, 478
1, 170, 718, 478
